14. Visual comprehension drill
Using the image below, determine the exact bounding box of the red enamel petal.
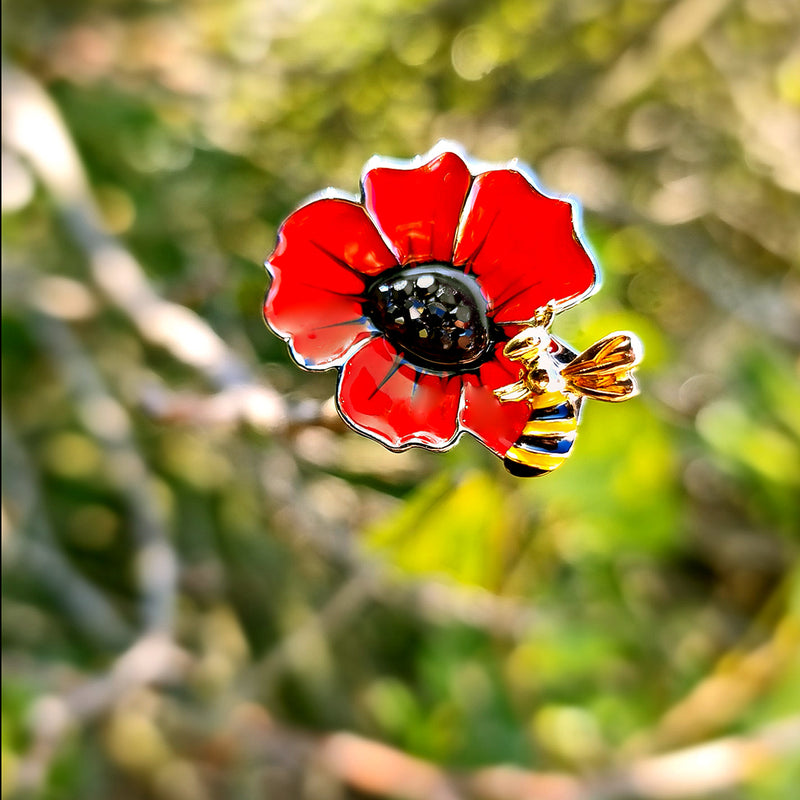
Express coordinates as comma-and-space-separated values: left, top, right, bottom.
363, 152, 472, 266
459, 343, 532, 457
337, 337, 463, 450
265, 198, 397, 368
265, 283, 371, 369
453, 170, 597, 323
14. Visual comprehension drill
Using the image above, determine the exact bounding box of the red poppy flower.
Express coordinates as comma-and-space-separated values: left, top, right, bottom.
264, 144, 598, 461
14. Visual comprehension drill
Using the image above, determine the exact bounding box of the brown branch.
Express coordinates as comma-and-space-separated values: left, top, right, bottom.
253, 497, 548, 651
625, 604, 800, 755
16, 633, 189, 793
602, 716, 800, 799
11, 314, 185, 792
254, 449, 550, 645
1, 417, 133, 649
644, 223, 800, 347
139, 382, 343, 436
1, 62, 353, 440
701, 34, 800, 196
18, 639, 800, 800
32, 313, 178, 636
2, 63, 254, 391
585, 0, 735, 117
217, 706, 800, 800
317, 733, 466, 800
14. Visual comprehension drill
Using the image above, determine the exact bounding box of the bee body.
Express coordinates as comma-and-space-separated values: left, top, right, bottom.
503, 391, 579, 477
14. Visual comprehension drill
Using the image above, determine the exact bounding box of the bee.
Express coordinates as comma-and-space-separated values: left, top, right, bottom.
494, 302, 643, 477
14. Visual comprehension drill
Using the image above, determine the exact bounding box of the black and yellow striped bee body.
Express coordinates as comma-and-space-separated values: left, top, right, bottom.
503, 391, 579, 477
495, 302, 642, 478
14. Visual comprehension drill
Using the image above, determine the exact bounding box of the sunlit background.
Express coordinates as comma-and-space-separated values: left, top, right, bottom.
2, 0, 800, 798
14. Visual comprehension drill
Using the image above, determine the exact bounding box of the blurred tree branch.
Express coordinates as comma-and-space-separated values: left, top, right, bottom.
627, 584, 800, 754
209, 709, 800, 800
17, 629, 800, 800
587, 0, 735, 119
139, 383, 344, 436
2, 59, 351, 449
9, 311, 184, 791
4, 63, 282, 401
2, 418, 134, 649
30, 312, 179, 634
16, 634, 189, 793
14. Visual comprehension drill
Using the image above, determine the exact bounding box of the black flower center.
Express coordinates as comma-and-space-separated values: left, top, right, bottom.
366, 264, 493, 370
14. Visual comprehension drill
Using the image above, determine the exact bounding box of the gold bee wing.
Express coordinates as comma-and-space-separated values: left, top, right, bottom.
560, 332, 642, 402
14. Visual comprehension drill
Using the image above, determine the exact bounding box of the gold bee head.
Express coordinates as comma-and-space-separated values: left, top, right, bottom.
502, 327, 549, 362
501, 301, 556, 363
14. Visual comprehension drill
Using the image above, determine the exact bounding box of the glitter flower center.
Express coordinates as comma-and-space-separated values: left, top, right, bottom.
366, 264, 492, 369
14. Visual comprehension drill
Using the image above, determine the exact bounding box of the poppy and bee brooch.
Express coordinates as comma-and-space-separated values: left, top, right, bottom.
263, 143, 642, 477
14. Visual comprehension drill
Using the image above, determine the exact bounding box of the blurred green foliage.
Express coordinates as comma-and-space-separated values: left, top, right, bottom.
2, 0, 800, 798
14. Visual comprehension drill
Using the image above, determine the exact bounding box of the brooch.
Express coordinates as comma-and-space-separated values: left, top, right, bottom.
263, 143, 642, 477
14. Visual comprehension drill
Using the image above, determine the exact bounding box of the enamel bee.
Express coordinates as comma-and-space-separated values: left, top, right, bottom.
495, 303, 643, 477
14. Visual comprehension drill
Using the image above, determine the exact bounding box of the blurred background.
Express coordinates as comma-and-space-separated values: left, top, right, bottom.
2, 0, 800, 798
